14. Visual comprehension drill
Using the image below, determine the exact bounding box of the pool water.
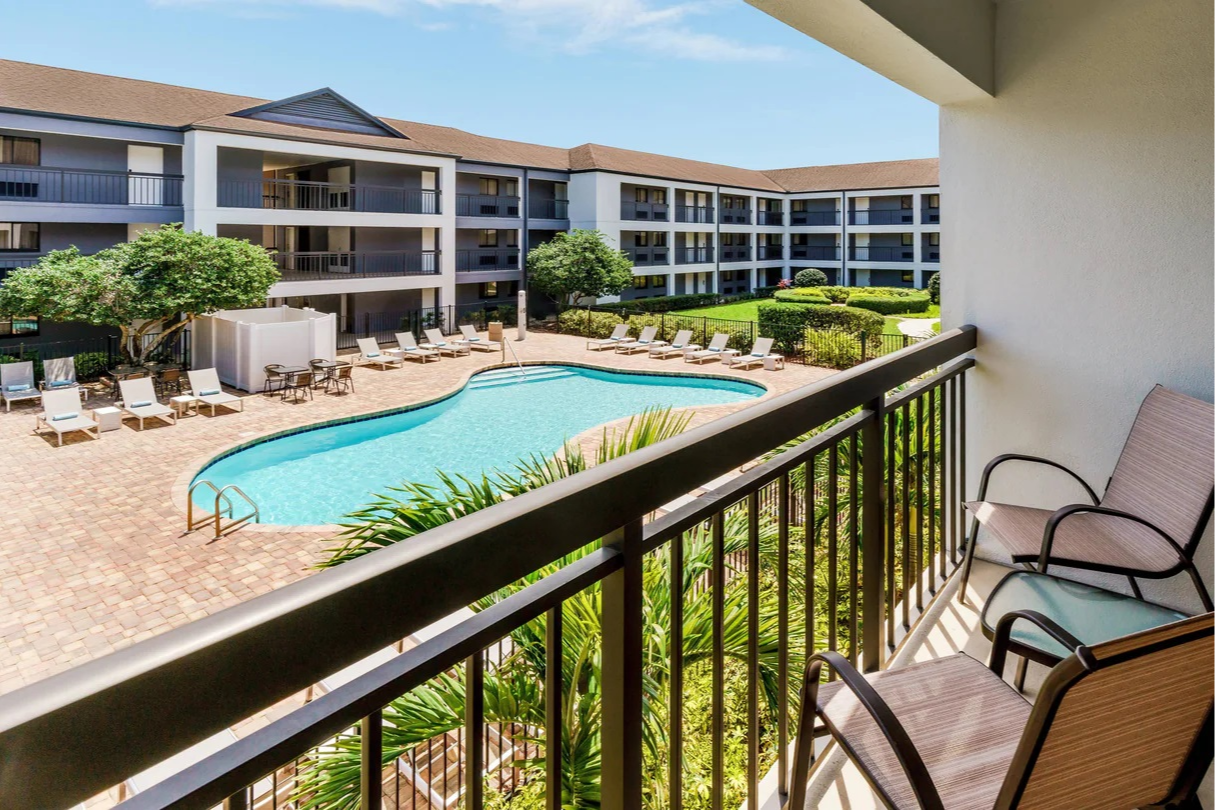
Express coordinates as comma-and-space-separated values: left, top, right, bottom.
195, 365, 764, 525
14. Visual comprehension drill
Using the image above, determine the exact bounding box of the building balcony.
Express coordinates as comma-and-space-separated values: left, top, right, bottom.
624, 247, 670, 267
757, 210, 784, 226
851, 245, 916, 262
757, 244, 785, 260
620, 201, 670, 222
456, 248, 519, 272
849, 209, 915, 226
455, 194, 519, 218
719, 245, 752, 262
271, 250, 440, 281
720, 207, 752, 225
0, 164, 183, 207
674, 246, 713, 264
922, 207, 941, 224
790, 245, 840, 261
925, 249, 941, 262
529, 199, 569, 219
219, 180, 440, 214
789, 210, 840, 226
674, 205, 714, 224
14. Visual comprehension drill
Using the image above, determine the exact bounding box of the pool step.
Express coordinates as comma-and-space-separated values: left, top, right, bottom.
467, 367, 576, 390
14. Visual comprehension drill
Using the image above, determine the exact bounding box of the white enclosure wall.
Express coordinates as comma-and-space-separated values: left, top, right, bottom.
195, 307, 336, 393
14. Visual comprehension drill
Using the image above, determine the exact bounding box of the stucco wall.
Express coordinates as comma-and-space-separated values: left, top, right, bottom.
942, 0, 1214, 611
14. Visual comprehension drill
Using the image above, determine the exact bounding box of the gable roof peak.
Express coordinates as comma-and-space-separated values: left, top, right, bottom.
233, 88, 406, 139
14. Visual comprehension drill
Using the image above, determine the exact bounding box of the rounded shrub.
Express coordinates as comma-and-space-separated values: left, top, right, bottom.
793, 268, 828, 288
773, 289, 831, 306
928, 272, 940, 305
558, 309, 624, 339
804, 331, 862, 370
817, 286, 851, 303
845, 292, 931, 315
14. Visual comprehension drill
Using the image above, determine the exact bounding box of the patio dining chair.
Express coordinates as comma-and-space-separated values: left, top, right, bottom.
262, 364, 287, 396
961, 385, 1214, 611
325, 364, 354, 395
789, 612, 1214, 810
282, 371, 315, 403
154, 366, 185, 397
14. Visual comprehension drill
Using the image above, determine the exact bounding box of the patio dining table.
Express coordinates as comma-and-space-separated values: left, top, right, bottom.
107, 362, 183, 388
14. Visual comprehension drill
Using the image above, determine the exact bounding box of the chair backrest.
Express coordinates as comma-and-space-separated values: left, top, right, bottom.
997, 613, 1213, 809
187, 368, 221, 393
396, 332, 419, 350
309, 358, 326, 367
425, 329, 446, 345
159, 367, 182, 382
609, 324, 628, 340
637, 326, 657, 342
751, 337, 774, 356
337, 365, 352, 379
293, 371, 313, 387
707, 333, 729, 351
670, 330, 692, 347
41, 388, 83, 417
459, 325, 480, 340
356, 338, 381, 356
264, 364, 284, 377
1102, 386, 1215, 556
119, 377, 157, 404
1, 361, 34, 389
43, 357, 77, 386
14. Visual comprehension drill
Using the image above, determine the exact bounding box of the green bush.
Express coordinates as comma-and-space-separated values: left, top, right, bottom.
846, 292, 931, 315
793, 268, 828, 288
928, 272, 940, 305
817, 286, 851, 303
625, 311, 754, 352
557, 309, 624, 338
804, 331, 863, 370
773, 289, 831, 306
758, 301, 885, 353
73, 351, 111, 381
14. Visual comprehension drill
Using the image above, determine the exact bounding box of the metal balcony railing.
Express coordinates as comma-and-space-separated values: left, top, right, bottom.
789, 245, 840, 261
674, 205, 714, 224
789, 210, 840, 226
0, 164, 183, 206
925, 250, 941, 262
922, 207, 941, 224
757, 210, 784, 226
529, 199, 569, 219
849, 209, 915, 226
757, 245, 785, 260
620, 201, 670, 222
219, 179, 440, 214
456, 194, 520, 218
271, 250, 440, 281
851, 245, 916, 262
456, 248, 520, 272
720, 245, 752, 262
674, 246, 714, 264
720, 207, 752, 224
0, 329, 977, 810
624, 247, 670, 267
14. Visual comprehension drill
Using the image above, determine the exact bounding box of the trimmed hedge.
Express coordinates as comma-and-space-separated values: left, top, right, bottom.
793, 268, 828, 288
557, 309, 623, 339
597, 287, 776, 313
757, 300, 885, 348
928, 272, 940, 305
773, 289, 831, 306
804, 331, 863, 370
817, 286, 851, 303
845, 292, 931, 315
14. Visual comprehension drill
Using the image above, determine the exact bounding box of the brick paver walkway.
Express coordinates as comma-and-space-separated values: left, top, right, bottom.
0, 331, 833, 693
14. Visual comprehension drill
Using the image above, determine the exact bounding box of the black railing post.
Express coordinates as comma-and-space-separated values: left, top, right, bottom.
360, 709, 382, 809
599, 518, 644, 810
861, 398, 886, 672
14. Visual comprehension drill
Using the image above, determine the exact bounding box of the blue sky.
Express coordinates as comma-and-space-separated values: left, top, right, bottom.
5, 0, 937, 170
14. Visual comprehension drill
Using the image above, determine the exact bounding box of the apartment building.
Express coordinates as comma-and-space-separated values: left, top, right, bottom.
0, 60, 939, 344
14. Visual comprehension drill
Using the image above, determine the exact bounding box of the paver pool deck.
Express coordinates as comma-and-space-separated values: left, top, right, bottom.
0, 330, 833, 692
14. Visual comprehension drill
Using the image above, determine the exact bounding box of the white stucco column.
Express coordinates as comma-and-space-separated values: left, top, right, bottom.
182, 130, 219, 235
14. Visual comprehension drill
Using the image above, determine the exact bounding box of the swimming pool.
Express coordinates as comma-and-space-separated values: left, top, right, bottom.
194, 365, 764, 525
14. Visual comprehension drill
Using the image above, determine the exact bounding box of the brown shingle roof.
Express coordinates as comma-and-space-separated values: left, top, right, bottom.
0, 59, 937, 191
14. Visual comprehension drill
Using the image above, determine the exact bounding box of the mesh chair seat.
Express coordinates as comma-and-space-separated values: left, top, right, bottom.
965, 500, 1183, 572
816, 654, 1031, 810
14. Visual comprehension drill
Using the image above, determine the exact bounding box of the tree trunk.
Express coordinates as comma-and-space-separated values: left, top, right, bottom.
128, 315, 192, 364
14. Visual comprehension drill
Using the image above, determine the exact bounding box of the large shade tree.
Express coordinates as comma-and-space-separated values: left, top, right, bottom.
0, 224, 280, 363
526, 229, 633, 310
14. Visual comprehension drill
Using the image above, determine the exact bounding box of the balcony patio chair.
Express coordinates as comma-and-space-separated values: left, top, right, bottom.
724, 336, 784, 371
390, 332, 440, 364
616, 325, 665, 354
262, 364, 287, 396
39, 356, 88, 401
35, 388, 99, 446
650, 330, 698, 359
789, 611, 1214, 810
960, 386, 1214, 611
459, 324, 501, 352
326, 363, 354, 395
282, 371, 315, 403
685, 333, 734, 364
118, 377, 176, 429
423, 328, 470, 357
187, 368, 244, 416
1, 361, 41, 412
587, 323, 632, 351
154, 366, 185, 398
356, 337, 404, 370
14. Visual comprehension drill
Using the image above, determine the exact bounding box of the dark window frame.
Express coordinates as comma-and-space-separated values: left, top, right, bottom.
0, 136, 40, 166
0, 222, 40, 252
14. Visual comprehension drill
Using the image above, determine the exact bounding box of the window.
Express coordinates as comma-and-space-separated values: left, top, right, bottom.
650, 275, 667, 289
503, 179, 518, 197
929, 233, 940, 246
791, 199, 807, 212
901, 233, 914, 246
652, 232, 667, 247
651, 189, 666, 204
478, 229, 498, 248
479, 282, 499, 298
479, 178, 499, 196
928, 194, 940, 208
506, 231, 518, 248
0, 136, 40, 166
721, 270, 734, 282
901, 196, 913, 209
791, 233, 808, 246
634, 276, 649, 289
554, 182, 568, 201
0, 316, 38, 337
902, 271, 914, 284
635, 232, 649, 247
0, 223, 39, 251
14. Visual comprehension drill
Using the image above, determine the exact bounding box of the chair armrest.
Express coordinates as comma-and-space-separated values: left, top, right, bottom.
790, 651, 945, 810
989, 609, 1091, 675
977, 454, 1099, 505
1038, 504, 1186, 570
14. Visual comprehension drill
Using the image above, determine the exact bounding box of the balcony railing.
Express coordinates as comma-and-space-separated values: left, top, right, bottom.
0, 164, 183, 206
271, 250, 440, 281
456, 194, 520, 218
625, 247, 670, 267
850, 209, 915, 226
720, 245, 752, 262
757, 210, 784, 226
620, 201, 670, 222
925, 249, 941, 262
0, 329, 977, 810
922, 207, 941, 224
789, 210, 840, 226
674, 205, 714, 224
529, 199, 569, 219
757, 244, 785, 260
219, 179, 440, 214
674, 246, 714, 264
456, 248, 520, 272
851, 245, 916, 262
720, 207, 752, 224
790, 245, 840, 261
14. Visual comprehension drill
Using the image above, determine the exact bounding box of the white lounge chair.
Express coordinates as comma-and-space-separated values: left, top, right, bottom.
725, 337, 784, 370
459, 324, 501, 352
35, 388, 99, 446
587, 323, 632, 351
39, 357, 88, 401
389, 332, 440, 363
1, 361, 41, 412
616, 325, 665, 354
423, 328, 469, 357
685, 333, 735, 364
356, 337, 405, 369
650, 330, 698, 359
118, 377, 176, 429
187, 368, 244, 415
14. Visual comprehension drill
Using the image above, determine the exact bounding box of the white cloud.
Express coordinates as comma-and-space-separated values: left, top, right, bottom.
150, 0, 789, 62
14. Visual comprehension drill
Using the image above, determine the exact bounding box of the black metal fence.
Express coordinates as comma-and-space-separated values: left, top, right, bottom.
336, 306, 517, 350
0, 330, 191, 381
0, 165, 183, 206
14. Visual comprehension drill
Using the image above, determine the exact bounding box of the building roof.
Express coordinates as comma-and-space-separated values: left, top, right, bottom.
0, 59, 938, 192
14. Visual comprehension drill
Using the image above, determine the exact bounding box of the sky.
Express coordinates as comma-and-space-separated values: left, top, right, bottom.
3, 0, 938, 170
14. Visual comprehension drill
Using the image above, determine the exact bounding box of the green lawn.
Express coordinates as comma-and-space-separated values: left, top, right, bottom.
671, 300, 764, 321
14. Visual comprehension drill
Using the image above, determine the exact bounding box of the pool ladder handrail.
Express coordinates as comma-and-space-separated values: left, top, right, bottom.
187, 479, 260, 540
502, 334, 528, 378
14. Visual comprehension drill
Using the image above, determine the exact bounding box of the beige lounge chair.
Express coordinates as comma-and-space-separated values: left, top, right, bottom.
187, 368, 244, 416
35, 388, 99, 446
1, 361, 41, 412
356, 337, 405, 369
422, 328, 469, 357
587, 323, 631, 351
390, 332, 440, 363
650, 330, 697, 359
685, 333, 733, 364
459, 324, 501, 352
39, 357, 88, 401
616, 325, 665, 354
118, 377, 176, 429
724, 337, 784, 370
961, 385, 1215, 610
789, 612, 1214, 810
